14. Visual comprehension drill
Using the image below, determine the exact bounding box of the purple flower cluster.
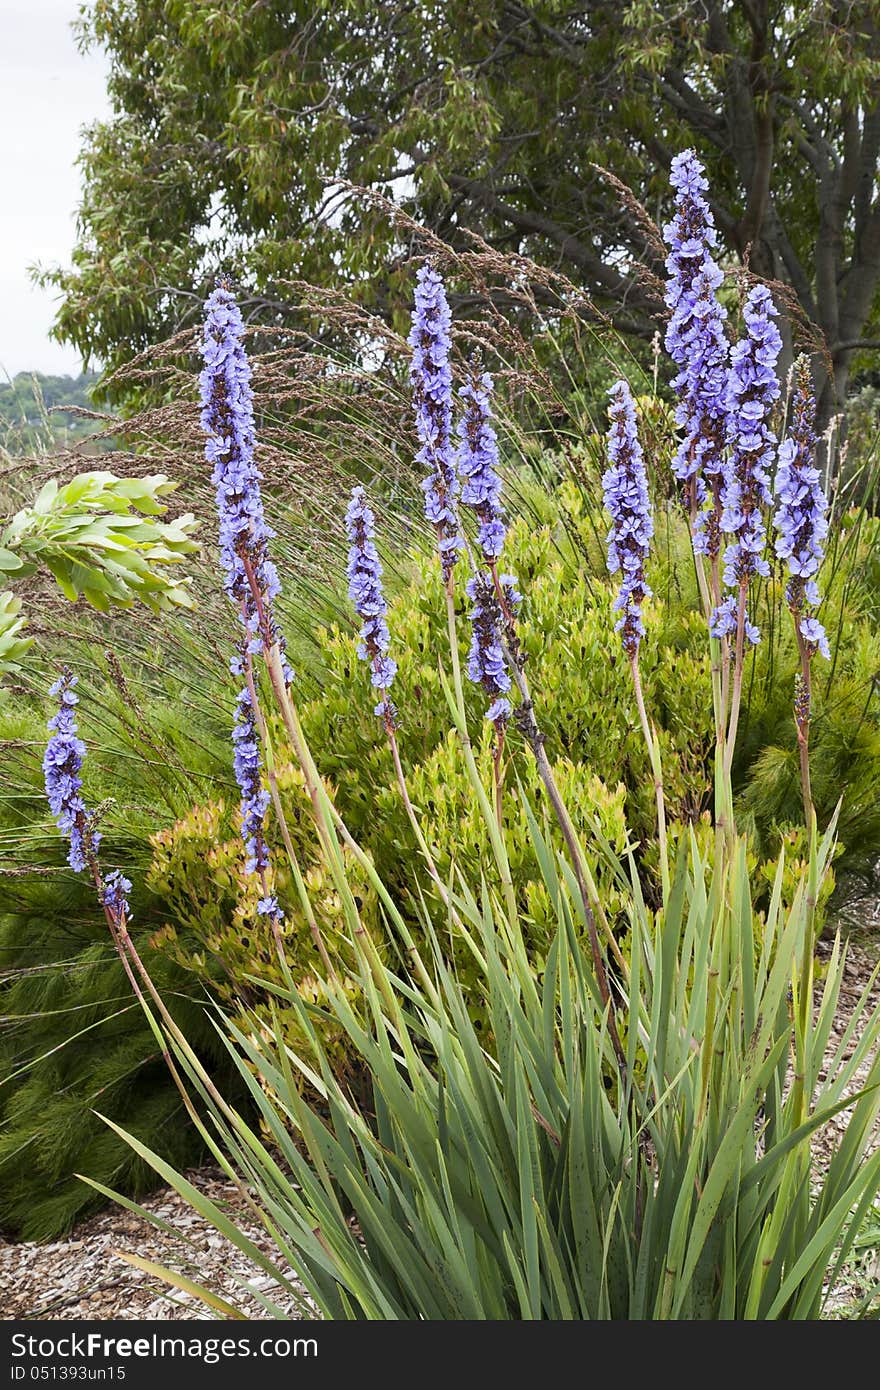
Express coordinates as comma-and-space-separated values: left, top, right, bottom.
44, 671, 135, 917
199, 285, 292, 685
457, 355, 506, 562
43, 670, 93, 874
603, 381, 654, 657
465, 572, 519, 725
710, 284, 781, 644
231, 685, 271, 875
774, 356, 830, 659
101, 870, 132, 922
409, 263, 461, 582
664, 149, 730, 537
200, 285, 292, 903
345, 486, 397, 723
709, 594, 760, 647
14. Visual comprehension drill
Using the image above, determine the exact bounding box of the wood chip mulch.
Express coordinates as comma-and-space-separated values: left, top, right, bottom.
813, 937, 880, 1170
0, 1169, 308, 1321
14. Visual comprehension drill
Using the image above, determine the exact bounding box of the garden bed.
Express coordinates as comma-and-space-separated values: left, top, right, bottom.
3, 935, 878, 1322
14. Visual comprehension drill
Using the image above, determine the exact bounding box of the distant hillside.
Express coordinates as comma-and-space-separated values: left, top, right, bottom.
0, 371, 112, 455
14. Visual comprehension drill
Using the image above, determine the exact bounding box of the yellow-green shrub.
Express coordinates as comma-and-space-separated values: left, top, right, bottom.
146, 762, 379, 1081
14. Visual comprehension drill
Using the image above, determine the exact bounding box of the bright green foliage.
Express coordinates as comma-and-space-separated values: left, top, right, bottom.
150, 735, 632, 1052
0, 592, 32, 675
298, 514, 697, 854
0, 471, 199, 619
296, 504, 880, 871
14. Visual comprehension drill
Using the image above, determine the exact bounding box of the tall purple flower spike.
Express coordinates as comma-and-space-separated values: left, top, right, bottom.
198, 283, 287, 900
199, 283, 293, 685
200, 285, 287, 911
456, 354, 522, 724
710, 283, 781, 647
458, 355, 506, 563
44, 671, 133, 920
603, 381, 654, 658
345, 485, 397, 725
664, 148, 731, 546
408, 263, 461, 582
231, 685, 272, 875
774, 356, 830, 659
43, 669, 94, 874
465, 573, 521, 726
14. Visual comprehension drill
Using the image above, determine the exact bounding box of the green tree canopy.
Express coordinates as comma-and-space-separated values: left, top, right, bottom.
48, 1, 880, 416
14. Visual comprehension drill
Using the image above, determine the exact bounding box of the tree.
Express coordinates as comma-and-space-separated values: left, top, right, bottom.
48, 1, 880, 419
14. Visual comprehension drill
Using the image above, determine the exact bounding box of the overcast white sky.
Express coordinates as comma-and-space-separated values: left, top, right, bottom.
0, 0, 110, 377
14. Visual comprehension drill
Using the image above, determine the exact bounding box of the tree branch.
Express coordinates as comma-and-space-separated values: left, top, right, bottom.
446, 172, 658, 311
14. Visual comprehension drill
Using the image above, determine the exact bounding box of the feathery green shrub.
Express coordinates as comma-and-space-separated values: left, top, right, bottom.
0, 647, 242, 1238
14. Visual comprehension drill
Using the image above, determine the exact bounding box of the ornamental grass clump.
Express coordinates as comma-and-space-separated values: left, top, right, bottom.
43, 234, 880, 1321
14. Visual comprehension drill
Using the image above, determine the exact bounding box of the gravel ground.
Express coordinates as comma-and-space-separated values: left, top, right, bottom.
1, 935, 878, 1322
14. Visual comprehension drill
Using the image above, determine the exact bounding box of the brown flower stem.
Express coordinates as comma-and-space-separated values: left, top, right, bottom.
493, 556, 621, 954
240, 556, 356, 915
518, 701, 628, 1077
489, 562, 513, 625
695, 546, 729, 768
238, 551, 398, 1019
80, 836, 257, 1195
690, 479, 732, 820
709, 549, 731, 726
324, 802, 445, 1008
101, 892, 284, 1224
490, 568, 627, 979
383, 698, 456, 917
693, 548, 713, 627
264, 645, 399, 1017
445, 579, 519, 930
495, 641, 628, 1074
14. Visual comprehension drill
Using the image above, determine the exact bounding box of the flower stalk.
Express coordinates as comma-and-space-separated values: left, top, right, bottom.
602, 381, 669, 896
715, 284, 782, 786
774, 355, 830, 827
344, 484, 459, 916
